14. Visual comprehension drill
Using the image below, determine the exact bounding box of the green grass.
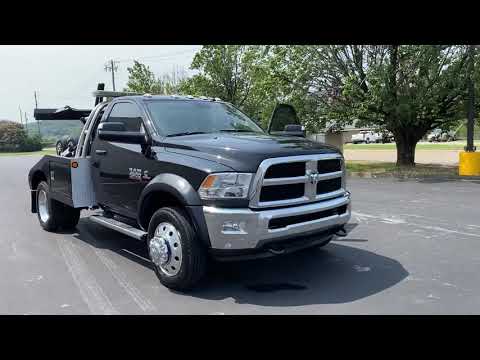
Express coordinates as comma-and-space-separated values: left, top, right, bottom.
0, 148, 56, 157
346, 161, 397, 173
344, 141, 466, 150
346, 160, 458, 177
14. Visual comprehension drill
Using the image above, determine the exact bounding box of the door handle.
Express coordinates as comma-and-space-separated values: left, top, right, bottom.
96, 149, 107, 155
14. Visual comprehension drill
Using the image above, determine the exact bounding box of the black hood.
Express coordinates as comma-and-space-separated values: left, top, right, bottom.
160, 132, 341, 172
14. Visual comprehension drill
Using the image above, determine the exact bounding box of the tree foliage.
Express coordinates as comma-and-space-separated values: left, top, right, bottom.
0, 120, 26, 151
124, 61, 185, 95
178, 45, 280, 127
266, 45, 472, 165
124, 46, 477, 166
0, 120, 43, 152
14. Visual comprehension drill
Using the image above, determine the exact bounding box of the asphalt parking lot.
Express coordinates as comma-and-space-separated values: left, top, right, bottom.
2, 155, 480, 314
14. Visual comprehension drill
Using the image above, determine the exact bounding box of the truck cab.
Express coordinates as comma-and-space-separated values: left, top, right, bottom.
28, 87, 351, 291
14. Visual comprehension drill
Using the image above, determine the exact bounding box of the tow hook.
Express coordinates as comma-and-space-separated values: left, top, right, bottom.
335, 226, 348, 237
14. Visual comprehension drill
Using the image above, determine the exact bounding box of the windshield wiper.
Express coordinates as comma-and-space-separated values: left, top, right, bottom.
166, 131, 207, 137
219, 129, 256, 133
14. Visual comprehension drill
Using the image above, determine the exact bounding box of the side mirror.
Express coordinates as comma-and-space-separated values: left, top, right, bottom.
98, 122, 148, 145
282, 124, 306, 137
99, 122, 126, 132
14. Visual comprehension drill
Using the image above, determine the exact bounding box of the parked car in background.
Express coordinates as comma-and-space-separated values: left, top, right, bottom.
351, 130, 382, 144
427, 129, 456, 142
380, 131, 394, 143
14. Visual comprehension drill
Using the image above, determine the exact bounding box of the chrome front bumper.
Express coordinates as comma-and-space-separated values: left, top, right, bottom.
203, 192, 351, 250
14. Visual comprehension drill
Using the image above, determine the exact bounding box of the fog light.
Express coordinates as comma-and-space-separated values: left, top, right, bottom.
222, 221, 245, 233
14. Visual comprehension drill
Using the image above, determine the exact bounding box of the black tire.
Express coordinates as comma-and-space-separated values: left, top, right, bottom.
56, 141, 64, 155
36, 181, 80, 232
147, 207, 207, 291
60, 206, 81, 229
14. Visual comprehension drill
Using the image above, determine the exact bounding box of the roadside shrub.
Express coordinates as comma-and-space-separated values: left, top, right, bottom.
0, 120, 43, 152
20, 134, 43, 152
0, 120, 26, 152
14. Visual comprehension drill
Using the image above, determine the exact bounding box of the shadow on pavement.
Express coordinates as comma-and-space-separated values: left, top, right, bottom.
190, 242, 408, 306
72, 218, 408, 307
73, 218, 154, 271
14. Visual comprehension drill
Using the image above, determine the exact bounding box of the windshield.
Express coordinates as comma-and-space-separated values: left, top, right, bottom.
146, 100, 264, 137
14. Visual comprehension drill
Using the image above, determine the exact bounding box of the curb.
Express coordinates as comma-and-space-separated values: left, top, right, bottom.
347, 171, 480, 181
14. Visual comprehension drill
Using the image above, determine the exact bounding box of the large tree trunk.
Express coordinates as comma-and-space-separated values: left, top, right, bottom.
395, 132, 417, 167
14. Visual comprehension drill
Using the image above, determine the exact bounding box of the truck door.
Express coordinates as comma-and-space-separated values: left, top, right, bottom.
90, 101, 151, 218
267, 103, 305, 137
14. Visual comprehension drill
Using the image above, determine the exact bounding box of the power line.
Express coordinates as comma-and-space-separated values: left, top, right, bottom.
114, 48, 198, 63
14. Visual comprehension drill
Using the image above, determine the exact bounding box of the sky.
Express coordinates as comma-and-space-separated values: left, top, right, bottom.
0, 45, 201, 122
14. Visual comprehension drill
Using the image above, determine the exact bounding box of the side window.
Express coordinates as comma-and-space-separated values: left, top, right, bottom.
105, 102, 144, 132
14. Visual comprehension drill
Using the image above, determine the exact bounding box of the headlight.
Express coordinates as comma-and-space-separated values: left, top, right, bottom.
198, 173, 253, 200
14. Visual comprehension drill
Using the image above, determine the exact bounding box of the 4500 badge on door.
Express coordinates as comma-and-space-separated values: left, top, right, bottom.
129, 168, 151, 181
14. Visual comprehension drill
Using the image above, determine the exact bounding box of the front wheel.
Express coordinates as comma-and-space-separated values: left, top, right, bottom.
147, 207, 207, 291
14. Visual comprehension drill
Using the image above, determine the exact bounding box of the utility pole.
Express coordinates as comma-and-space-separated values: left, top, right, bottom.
24, 112, 28, 135
104, 60, 119, 91
465, 45, 476, 152
18, 106, 23, 126
34, 91, 41, 137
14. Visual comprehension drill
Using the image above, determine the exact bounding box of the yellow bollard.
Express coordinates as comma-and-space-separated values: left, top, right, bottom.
459, 151, 480, 176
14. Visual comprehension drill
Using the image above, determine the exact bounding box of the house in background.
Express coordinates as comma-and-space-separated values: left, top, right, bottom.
308, 120, 375, 152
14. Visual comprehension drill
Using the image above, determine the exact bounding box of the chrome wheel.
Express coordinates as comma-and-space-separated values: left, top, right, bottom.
149, 222, 183, 277
38, 189, 50, 223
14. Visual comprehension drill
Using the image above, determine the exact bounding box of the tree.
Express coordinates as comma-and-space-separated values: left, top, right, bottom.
178, 45, 278, 127
0, 120, 27, 151
267, 45, 470, 166
0, 120, 42, 152
124, 61, 185, 95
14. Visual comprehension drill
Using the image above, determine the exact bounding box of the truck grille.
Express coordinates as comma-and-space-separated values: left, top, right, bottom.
265, 162, 306, 178
260, 183, 305, 202
317, 177, 342, 195
269, 204, 348, 229
249, 154, 345, 209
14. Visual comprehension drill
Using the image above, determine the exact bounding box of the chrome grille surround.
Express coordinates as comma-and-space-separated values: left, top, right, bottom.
248, 153, 345, 209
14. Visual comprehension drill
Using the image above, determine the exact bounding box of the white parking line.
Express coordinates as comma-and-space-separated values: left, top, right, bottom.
57, 238, 119, 315
94, 248, 157, 313
352, 211, 480, 238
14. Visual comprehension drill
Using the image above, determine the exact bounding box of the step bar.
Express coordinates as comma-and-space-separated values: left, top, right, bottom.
89, 214, 147, 241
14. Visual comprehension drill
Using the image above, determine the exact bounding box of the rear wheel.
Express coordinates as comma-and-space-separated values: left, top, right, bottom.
36, 181, 80, 231
147, 207, 207, 291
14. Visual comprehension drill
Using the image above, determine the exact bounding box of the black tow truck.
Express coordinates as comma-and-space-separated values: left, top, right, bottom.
28, 84, 351, 290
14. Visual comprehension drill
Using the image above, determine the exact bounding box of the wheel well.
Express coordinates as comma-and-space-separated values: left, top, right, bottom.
31, 171, 47, 190
139, 191, 184, 230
